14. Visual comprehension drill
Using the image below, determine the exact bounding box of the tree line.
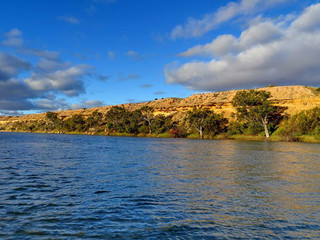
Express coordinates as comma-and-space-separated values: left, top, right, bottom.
3, 90, 320, 141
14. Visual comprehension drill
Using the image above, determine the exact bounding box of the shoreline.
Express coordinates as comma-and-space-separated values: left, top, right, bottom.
1, 130, 320, 144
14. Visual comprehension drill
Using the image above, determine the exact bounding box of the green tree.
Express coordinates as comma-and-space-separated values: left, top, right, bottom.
140, 106, 154, 134
63, 114, 86, 132
45, 111, 60, 130
152, 114, 174, 134
125, 109, 143, 133
204, 113, 228, 137
277, 107, 320, 139
105, 106, 129, 132
86, 110, 103, 130
186, 108, 227, 139
232, 90, 285, 138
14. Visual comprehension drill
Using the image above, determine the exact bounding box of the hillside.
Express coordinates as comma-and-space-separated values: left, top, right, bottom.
1, 85, 320, 125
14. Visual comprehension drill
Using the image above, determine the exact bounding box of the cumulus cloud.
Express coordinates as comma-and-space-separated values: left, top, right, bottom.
0, 29, 96, 113
2, 28, 23, 47
2, 29, 60, 61
25, 49, 60, 60
35, 59, 71, 72
170, 0, 289, 39
0, 110, 24, 116
0, 51, 31, 81
0, 80, 41, 100
25, 65, 91, 96
58, 16, 80, 24
0, 99, 35, 111
179, 21, 281, 58
165, 3, 320, 91
0, 79, 41, 111
34, 98, 69, 111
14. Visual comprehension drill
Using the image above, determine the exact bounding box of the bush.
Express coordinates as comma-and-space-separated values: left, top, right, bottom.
138, 125, 149, 134
276, 107, 320, 137
227, 121, 244, 135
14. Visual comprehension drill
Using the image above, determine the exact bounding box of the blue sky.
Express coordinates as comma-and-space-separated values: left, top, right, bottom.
0, 0, 319, 115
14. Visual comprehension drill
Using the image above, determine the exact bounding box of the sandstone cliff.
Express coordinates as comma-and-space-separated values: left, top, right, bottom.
1, 85, 320, 124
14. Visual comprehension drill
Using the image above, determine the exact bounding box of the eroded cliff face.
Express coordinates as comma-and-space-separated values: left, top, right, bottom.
1, 86, 320, 125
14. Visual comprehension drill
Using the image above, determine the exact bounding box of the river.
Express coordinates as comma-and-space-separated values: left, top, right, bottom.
0, 132, 319, 239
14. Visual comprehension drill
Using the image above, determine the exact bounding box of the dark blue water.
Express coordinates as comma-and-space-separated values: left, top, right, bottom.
0, 132, 319, 239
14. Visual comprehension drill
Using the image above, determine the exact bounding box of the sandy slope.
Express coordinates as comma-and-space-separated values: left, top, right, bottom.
1, 86, 320, 124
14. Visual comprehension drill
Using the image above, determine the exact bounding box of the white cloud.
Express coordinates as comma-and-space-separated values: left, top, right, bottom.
165, 3, 320, 91
25, 65, 91, 96
290, 3, 320, 33
170, 0, 289, 39
36, 59, 71, 72
180, 21, 281, 58
0, 51, 31, 81
0, 29, 97, 112
2, 28, 23, 47
34, 98, 68, 111
24, 49, 60, 60
179, 35, 237, 58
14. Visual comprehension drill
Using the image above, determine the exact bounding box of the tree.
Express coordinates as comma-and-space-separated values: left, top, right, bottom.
125, 109, 143, 133
45, 111, 60, 130
140, 106, 154, 134
86, 110, 103, 129
232, 90, 284, 138
105, 106, 129, 132
63, 114, 86, 132
204, 113, 228, 136
186, 108, 227, 139
152, 114, 174, 134
277, 107, 320, 139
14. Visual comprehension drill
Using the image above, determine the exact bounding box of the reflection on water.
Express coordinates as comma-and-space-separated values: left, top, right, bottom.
0, 132, 319, 239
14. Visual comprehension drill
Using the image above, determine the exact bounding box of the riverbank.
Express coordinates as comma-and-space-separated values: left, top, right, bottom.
2, 130, 320, 143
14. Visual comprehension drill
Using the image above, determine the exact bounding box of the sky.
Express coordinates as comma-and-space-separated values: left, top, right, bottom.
0, 0, 320, 115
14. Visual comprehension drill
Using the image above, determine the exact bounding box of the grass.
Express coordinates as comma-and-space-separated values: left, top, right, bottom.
2, 128, 320, 143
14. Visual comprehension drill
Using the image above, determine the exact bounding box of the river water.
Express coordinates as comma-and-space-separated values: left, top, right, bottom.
0, 132, 319, 239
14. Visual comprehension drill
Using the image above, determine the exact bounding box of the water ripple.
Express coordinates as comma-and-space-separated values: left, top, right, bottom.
0, 132, 319, 239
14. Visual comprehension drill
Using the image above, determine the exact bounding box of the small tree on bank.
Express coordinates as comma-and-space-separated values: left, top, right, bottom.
186, 108, 228, 139
45, 111, 61, 130
105, 106, 129, 132
140, 106, 154, 134
232, 90, 285, 138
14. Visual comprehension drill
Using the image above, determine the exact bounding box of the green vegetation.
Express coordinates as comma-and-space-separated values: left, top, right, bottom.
2, 90, 320, 143
274, 107, 320, 141
185, 107, 228, 139
231, 90, 286, 138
